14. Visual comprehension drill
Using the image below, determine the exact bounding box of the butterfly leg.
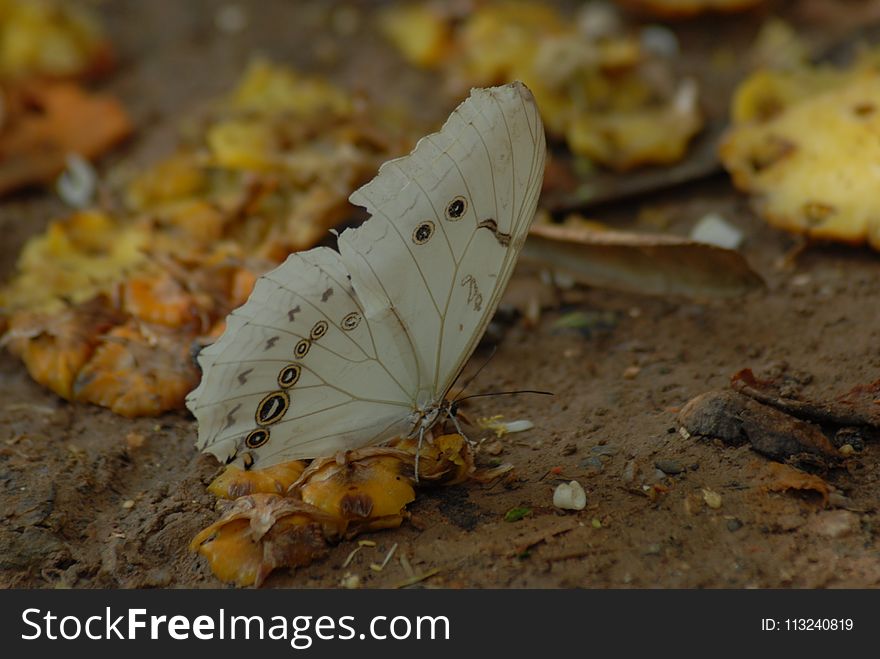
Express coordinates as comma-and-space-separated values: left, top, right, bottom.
414, 424, 426, 485
448, 411, 474, 448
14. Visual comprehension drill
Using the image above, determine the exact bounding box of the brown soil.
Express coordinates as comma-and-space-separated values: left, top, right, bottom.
2, 0, 880, 589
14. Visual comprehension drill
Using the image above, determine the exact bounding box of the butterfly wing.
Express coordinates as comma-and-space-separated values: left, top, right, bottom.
187, 82, 545, 468
340, 82, 546, 403
186, 247, 418, 467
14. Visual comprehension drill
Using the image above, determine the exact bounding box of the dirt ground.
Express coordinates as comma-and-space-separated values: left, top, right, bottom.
2, 0, 880, 589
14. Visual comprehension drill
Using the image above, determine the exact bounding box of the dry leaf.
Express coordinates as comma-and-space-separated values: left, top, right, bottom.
524, 222, 764, 298
759, 462, 831, 505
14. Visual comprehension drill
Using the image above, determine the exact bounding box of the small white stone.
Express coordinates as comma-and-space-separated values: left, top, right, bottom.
554, 480, 587, 510
690, 213, 744, 250
641, 25, 679, 57
215, 4, 248, 34
503, 419, 534, 434
56, 153, 97, 208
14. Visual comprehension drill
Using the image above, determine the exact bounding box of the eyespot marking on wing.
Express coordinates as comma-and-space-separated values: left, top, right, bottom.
342, 311, 361, 330
245, 429, 269, 449
294, 339, 311, 359
310, 320, 328, 340
413, 221, 435, 245
446, 196, 467, 220
255, 391, 289, 426
278, 363, 302, 388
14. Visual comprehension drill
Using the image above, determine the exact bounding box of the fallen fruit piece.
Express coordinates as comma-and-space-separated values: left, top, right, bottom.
295, 448, 417, 535
71, 321, 201, 417
192, 435, 476, 586
208, 461, 308, 499
721, 59, 880, 250
190, 494, 337, 587
2, 296, 123, 399
0, 81, 131, 195
616, 0, 765, 18
0, 0, 114, 80
380, 1, 704, 169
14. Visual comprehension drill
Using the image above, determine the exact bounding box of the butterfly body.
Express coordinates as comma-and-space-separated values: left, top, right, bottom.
187, 82, 546, 470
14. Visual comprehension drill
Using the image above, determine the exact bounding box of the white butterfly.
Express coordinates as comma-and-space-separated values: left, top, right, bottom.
186, 82, 546, 470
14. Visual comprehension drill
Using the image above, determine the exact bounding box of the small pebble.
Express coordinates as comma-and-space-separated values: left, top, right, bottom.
775, 513, 804, 532
553, 480, 587, 510
581, 456, 604, 472
214, 3, 248, 33
839, 444, 855, 456
340, 572, 361, 589
621, 460, 638, 484
623, 365, 641, 379
726, 518, 743, 532
590, 445, 618, 456
561, 443, 577, 456
702, 488, 722, 509
655, 459, 683, 475
689, 212, 743, 249
645, 543, 662, 556
121, 499, 135, 509
483, 440, 503, 456
806, 510, 859, 539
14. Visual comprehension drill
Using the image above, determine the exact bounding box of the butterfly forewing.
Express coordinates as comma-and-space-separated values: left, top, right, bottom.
187, 82, 546, 468
342, 82, 546, 401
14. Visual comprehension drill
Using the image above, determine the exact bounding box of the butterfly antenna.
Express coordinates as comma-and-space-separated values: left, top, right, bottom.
455, 389, 554, 403
451, 345, 498, 401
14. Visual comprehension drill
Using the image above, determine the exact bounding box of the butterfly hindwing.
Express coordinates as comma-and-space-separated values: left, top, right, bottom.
186, 247, 415, 467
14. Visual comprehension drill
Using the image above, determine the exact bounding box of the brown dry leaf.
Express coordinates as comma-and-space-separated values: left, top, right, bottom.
0, 81, 131, 195
758, 462, 831, 505
617, 0, 766, 18
678, 389, 840, 462
732, 368, 880, 429
524, 221, 764, 298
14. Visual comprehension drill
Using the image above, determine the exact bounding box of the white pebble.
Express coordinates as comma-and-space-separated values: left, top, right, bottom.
503, 419, 534, 434
554, 480, 587, 510
641, 25, 680, 57
690, 212, 744, 250
57, 153, 97, 209
215, 4, 248, 34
